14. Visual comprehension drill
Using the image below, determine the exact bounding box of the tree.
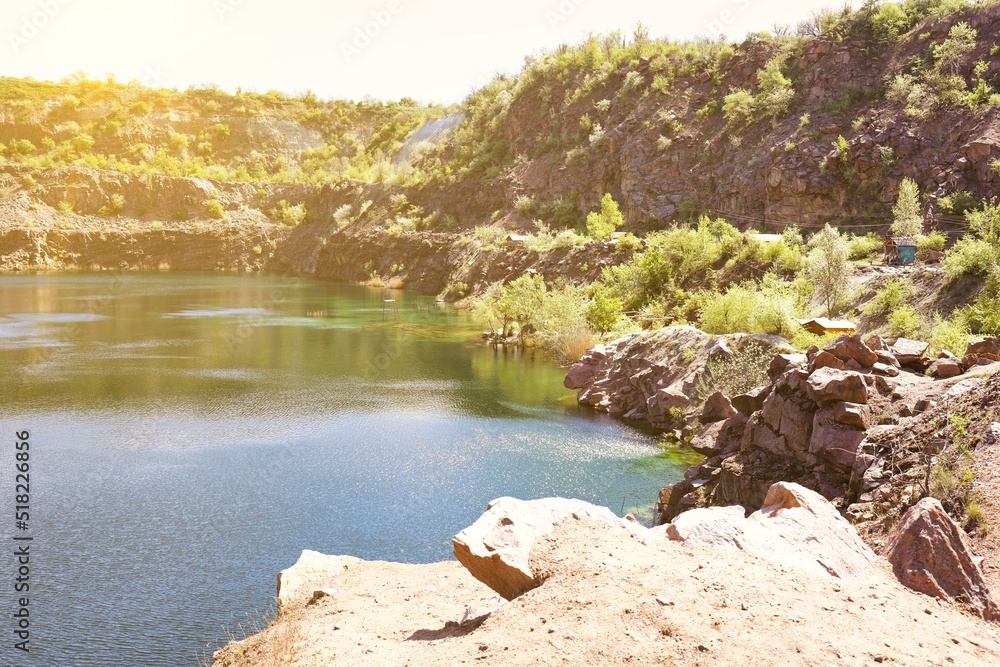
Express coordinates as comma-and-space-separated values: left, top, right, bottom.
807, 224, 854, 317
934, 22, 977, 76
586, 193, 625, 240
892, 177, 924, 237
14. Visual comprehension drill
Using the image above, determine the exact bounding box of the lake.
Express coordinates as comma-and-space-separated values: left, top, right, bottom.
0, 272, 693, 667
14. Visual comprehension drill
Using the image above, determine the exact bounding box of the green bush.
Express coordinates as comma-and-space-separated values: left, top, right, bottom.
929, 313, 971, 356
204, 199, 226, 219
586, 193, 624, 240
98, 194, 126, 216
943, 237, 997, 277
848, 233, 884, 261
888, 304, 922, 337
723, 88, 755, 125
863, 278, 915, 322
271, 200, 308, 226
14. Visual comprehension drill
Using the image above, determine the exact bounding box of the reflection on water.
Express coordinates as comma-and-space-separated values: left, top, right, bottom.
0, 272, 690, 667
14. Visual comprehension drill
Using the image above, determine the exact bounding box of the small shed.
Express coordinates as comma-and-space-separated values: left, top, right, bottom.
884, 237, 917, 266
796, 318, 857, 336
751, 233, 784, 244
506, 234, 531, 248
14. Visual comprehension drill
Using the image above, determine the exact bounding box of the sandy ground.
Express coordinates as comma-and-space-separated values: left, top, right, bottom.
214, 519, 1000, 667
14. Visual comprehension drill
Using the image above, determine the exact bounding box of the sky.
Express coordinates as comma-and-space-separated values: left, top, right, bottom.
0, 0, 856, 103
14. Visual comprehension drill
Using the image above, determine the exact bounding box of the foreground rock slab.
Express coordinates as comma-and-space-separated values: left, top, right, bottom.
885, 497, 999, 620
664, 482, 877, 580
215, 518, 1000, 667
452, 497, 639, 600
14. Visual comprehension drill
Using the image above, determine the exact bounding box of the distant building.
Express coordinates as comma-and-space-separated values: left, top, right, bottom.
884, 237, 917, 266
796, 318, 857, 336
506, 234, 531, 247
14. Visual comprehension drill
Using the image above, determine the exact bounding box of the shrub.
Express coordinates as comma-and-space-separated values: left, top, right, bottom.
723, 88, 755, 125
944, 237, 996, 277
888, 304, 922, 337
848, 233, 884, 261
917, 231, 947, 260
98, 194, 126, 216
204, 199, 226, 219
472, 225, 507, 251
440, 282, 470, 302
586, 193, 625, 240
514, 195, 536, 217
615, 233, 644, 254
695, 341, 774, 403
270, 200, 308, 226
333, 204, 353, 229
929, 313, 971, 356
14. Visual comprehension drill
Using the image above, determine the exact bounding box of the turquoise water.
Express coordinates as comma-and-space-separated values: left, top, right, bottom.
0, 273, 688, 666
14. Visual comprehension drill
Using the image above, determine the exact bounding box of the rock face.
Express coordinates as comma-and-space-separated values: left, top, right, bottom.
664, 482, 877, 580
884, 498, 999, 621
564, 327, 791, 430
654, 333, 978, 524
452, 497, 637, 600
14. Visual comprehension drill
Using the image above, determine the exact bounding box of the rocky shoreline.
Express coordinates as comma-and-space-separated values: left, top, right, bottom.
214, 481, 1000, 666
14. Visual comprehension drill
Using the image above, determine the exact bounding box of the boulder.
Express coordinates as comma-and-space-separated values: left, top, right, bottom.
873, 362, 900, 378
825, 335, 878, 368
732, 385, 772, 415
884, 498, 999, 621
929, 359, 963, 379
453, 497, 636, 600
966, 338, 1000, 361
806, 368, 869, 405
564, 362, 595, 390
665, 482, 877, 580
865, 334, 888, 352
700, 391, 737, 424
811, 350, 845, 372
769, 353, 806, 380
833, 401, 867, 429
875, 350, 901, 368
892, 338, 930, 365
690, 420, 726, 457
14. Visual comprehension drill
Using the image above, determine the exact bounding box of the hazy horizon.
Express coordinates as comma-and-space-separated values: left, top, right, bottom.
2, 0, 855, 104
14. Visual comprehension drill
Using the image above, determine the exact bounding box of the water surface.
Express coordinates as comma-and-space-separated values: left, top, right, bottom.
0, 272, 691, 667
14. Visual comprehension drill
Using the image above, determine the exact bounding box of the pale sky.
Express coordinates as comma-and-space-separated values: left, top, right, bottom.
1, 0, 854, 103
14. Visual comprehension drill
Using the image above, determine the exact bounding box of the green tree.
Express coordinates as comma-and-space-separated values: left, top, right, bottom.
934, 22, 977, 76
807, 224, 854, 317
586, 193, 625, 240
892, 177, 924, 237
586, 288, 622, 334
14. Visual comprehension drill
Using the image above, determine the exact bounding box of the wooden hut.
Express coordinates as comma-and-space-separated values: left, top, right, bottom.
796, 318, 857, 336
506, 234, 531, 248
884, 237, 917, 266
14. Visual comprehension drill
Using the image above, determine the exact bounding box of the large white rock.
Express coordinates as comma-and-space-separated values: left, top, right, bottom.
453, 497, 640, 600
665, 482, 877, 580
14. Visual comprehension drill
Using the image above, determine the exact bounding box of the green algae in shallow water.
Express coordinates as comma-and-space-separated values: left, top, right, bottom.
627, 443, 705, 473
